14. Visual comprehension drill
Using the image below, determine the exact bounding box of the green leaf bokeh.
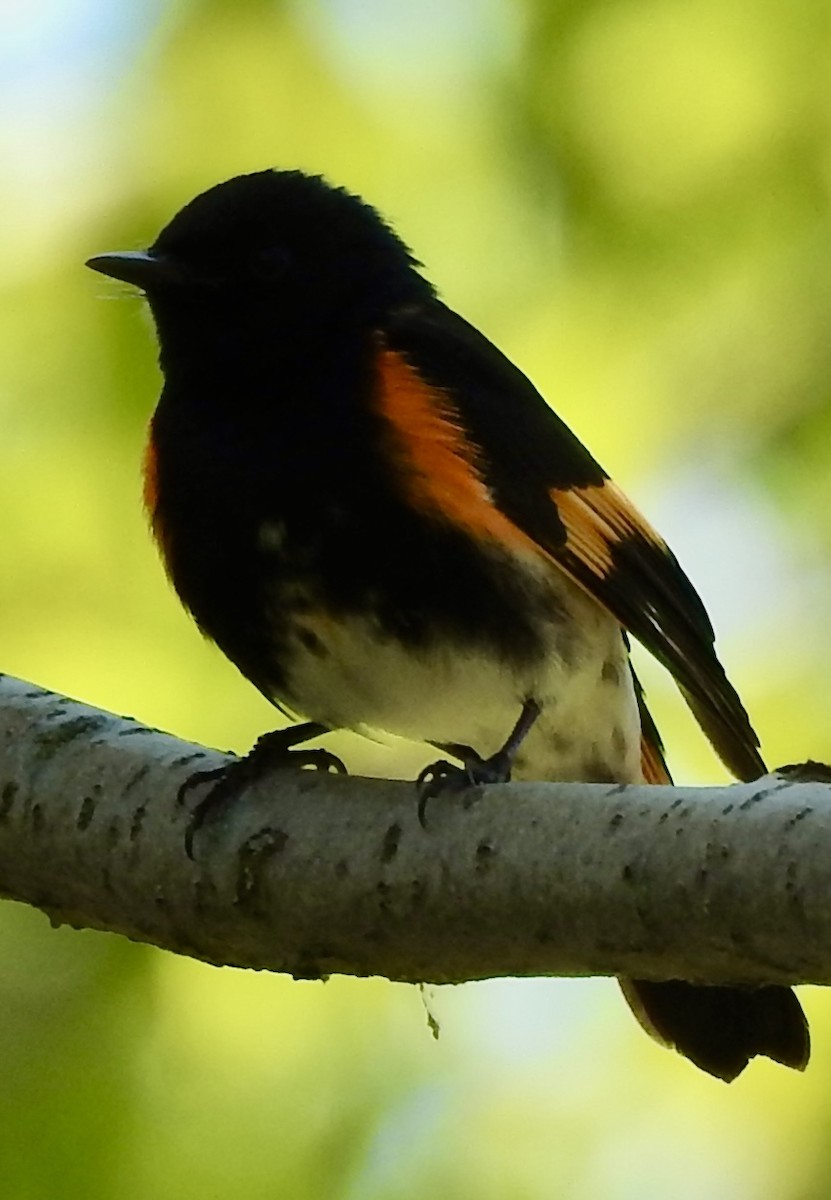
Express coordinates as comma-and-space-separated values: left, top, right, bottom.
4, 1, 831, 1195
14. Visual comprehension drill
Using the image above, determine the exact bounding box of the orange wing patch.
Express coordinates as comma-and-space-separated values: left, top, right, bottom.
549, 481, 668, 580
375, 346, 541, 559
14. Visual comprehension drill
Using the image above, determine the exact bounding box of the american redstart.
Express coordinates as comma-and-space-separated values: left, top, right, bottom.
87, 169, 809, 1081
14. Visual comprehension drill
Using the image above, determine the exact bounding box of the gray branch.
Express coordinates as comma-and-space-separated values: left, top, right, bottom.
0, 672, 828, 987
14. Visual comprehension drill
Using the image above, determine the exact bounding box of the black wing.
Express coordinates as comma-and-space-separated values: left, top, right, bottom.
385, 301, 765, 781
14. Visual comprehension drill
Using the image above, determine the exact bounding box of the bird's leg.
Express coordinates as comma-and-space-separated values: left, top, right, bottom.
178, 721, 346, 858
417, 698, 541, 825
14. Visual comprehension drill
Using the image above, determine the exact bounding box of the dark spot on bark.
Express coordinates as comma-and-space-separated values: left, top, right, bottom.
669, 797, 683, 811
34, 715, 104, 757
193, 876, 220, 914
609, 811, 625, 830
602, 659, 621, 685
130, 804, 147, 841
621, 863, 634, 882
476, 840, 495, 873
0, 781, 18, 821
335, 858, 349, 879
784, 806, 814, 829
376, 880, 392, 914
722, 803, 734, 815
235, 828, 289, 912
31, 804, 44, 834
382, 822, 401, 863
124, 765, 150, 794
174, 752, 207, 768
77, 795, 96, 831
107, 819, 120, 847
697, 866, 708, 884
739, 789, 766, 811
118, 724, 152, 737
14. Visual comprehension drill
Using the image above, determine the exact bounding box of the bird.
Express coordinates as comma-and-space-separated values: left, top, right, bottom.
86, 168, 809, 1081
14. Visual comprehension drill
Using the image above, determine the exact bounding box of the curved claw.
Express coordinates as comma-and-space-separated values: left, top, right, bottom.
178, 766, 226, 809
415, 699, 542, 828
416, 751, 514, 827
178, 723, 345, 859
416, 759, 464, 826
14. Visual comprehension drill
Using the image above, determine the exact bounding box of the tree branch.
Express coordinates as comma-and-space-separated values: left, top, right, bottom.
0, 671, 827, 987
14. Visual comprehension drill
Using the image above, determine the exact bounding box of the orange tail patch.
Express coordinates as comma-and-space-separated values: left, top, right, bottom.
640, 733, 672, 785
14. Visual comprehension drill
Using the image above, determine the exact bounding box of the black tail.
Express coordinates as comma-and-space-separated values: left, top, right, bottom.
620, 978, 810, 1082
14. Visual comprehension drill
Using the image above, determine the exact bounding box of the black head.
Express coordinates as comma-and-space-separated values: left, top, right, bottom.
87, 170, 434, 359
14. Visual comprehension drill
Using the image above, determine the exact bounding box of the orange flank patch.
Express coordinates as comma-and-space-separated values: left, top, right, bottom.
142, 427, 172, 571
375, 347, 541, 559
548, 481, 667, 579
640, 733, 672, 785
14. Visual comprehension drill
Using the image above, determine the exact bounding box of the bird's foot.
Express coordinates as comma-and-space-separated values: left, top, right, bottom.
416, 698, 541, 827
178, 722, 345, 858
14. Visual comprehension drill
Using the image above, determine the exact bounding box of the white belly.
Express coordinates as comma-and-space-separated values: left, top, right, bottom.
274, 569, 643, 786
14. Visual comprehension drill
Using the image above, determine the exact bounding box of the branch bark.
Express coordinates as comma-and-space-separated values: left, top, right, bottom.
0, 671, 827, 987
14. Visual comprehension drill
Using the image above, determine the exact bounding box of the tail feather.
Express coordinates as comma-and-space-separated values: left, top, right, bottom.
628, 669, 809, 1080
620, 978, 810, 1082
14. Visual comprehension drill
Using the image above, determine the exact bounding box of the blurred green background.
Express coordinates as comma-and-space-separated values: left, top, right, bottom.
3, 0, 831, 1195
